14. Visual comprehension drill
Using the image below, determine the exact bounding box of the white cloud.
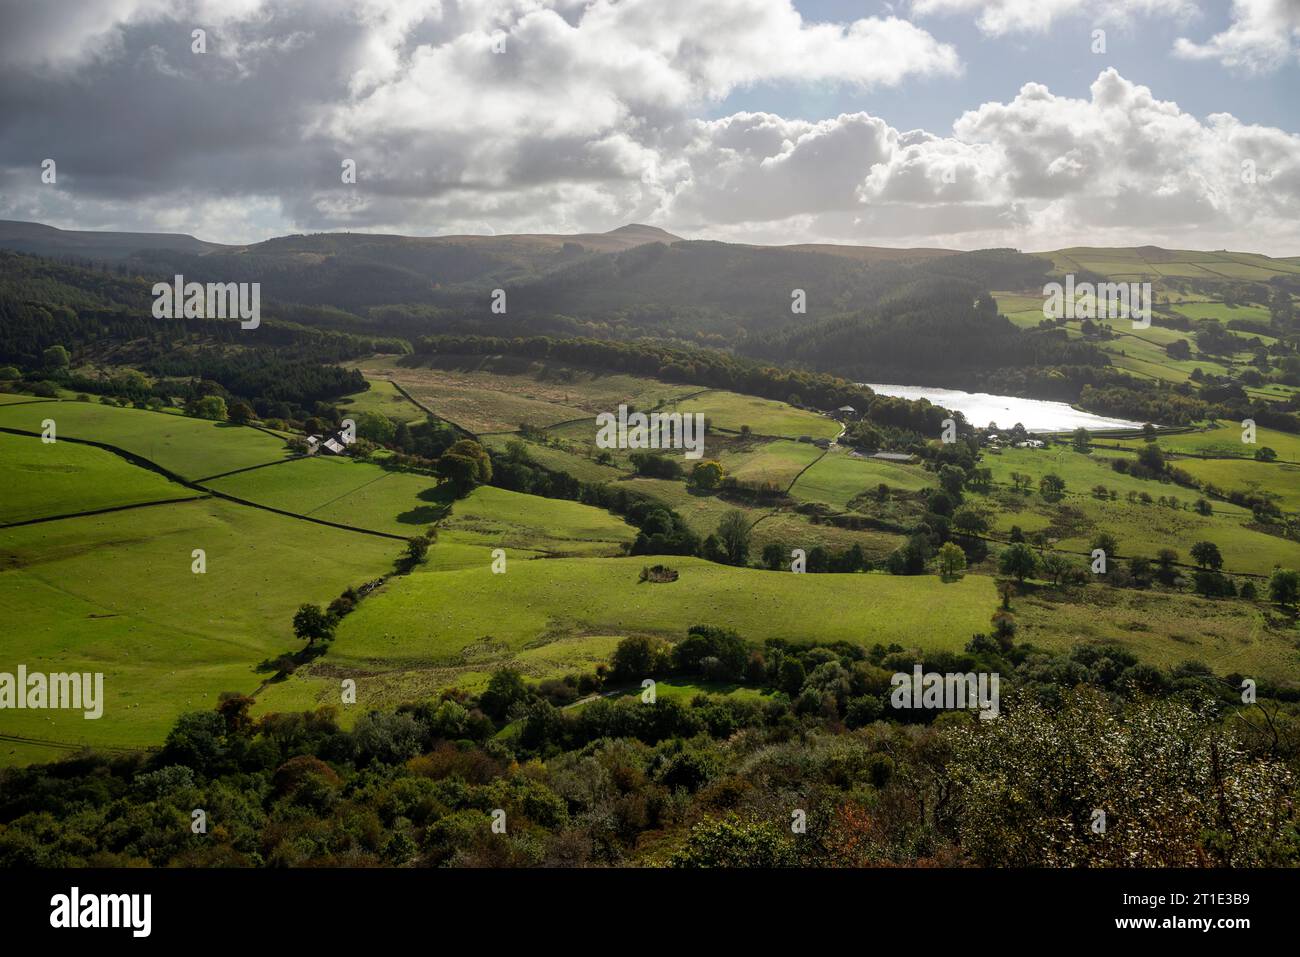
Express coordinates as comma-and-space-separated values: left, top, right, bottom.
1174, 0, 1300, 72
910, 0, 1196, 36
0, 1, 1297, 253
661, 69, 1300, 252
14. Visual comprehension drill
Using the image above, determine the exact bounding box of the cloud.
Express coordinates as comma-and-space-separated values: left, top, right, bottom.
0, 1, 1296, 253
666, 69, 1300, 252
0, 0, 959, 241
1174, 0, 1300, 72
910, 0, 1196, 36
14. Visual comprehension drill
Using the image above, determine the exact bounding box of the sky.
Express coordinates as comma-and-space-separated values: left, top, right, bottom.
0, 0, 1297, 254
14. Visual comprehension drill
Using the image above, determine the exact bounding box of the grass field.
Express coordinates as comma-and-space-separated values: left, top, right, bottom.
0, 400, 290, 480
359, 354, 693, 433
974, 442, 1300, 575
479, 433, 627, 482
984, 491, 1300, 577
1036, 248, 1300, 283
1015, 584, 1300, 683
980, 445, 1211, 505
718, 438, 825, 488
1171, 301, 1276, 325
206, 456, 444, 535
661, 390, 841, 440
0, 498, 401, 763
435, 484, 636, 556
0, 431, 201, 524
605, 678, 774, 705
790, 447, 934, 508
260, 556, 997, 711
208, 456, 636, 554
1173, 458, 1300, 512
1105, 425, 1300, 462
335, 377, 427, 425
747, 509, 906, 558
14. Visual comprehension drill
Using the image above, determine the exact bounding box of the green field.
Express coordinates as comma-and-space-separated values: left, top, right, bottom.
335, 377, 427, 425
1174, 458, 1300, 512
975, 442, 1300, 575
605, 678, 774, 706
985, 491, 1300, 577
360, 354, 694, 433
1037, 248, 1300, 284
662, 390, 840, 440
1015, 584, 1300, 683
0, 400, 290, 480
206, 456, 444, 536
791, 448, 934, 508
748, 509, 906, 558
436, 484, 636, 557
0, 498, 401, 761
479, 433, 626, 482
208, 456, 637, 555
1106, 425, 1300, 462
0, 431, 201, 524
259, 556, 997, 711
1171, 301, 1276, 325
718, 438, 825, 488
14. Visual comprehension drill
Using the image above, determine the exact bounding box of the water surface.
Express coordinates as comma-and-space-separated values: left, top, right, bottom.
863, 383, 1145, 433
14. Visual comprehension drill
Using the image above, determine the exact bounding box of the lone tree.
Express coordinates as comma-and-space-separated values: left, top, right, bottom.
435, 439, 492, 496
1190, 540, 1223, 571
937, 541, 967, 580
690, 459, 725, 491
405, 535, 430, 564
716, 510, 751, 567
1000, 543, 1039, 583
42, 344, 70, 371
193, 395, 227, 421
293, 603, 336, 647
227, 401, 255, 425
1268, 568, 1299, 609
1038, 473, 1066, 503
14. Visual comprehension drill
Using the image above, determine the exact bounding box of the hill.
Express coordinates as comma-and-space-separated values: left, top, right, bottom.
0, 219, 226, 261
1034, 245, 1300, 284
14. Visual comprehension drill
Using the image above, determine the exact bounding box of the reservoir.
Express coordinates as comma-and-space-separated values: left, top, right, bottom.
863, 383, 1146, 433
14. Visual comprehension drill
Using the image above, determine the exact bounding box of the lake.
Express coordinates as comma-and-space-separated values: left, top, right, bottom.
863, 383, 1145, 433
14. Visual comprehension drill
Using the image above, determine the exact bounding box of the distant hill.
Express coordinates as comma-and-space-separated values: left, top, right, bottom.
0, 220, 227, 261
1034, 245, 1300, 284
0, 219, 1049, 338
779, 242, 958, 263
3, 218, 1293, 345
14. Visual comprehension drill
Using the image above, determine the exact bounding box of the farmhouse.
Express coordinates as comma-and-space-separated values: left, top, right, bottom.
308, 429, 355, 456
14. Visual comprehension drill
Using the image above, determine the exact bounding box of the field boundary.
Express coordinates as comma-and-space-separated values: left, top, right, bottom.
0, 494, 210, 529
194, 454, 307, 483
386, 379, 479, 440
0, 424, 410, 542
